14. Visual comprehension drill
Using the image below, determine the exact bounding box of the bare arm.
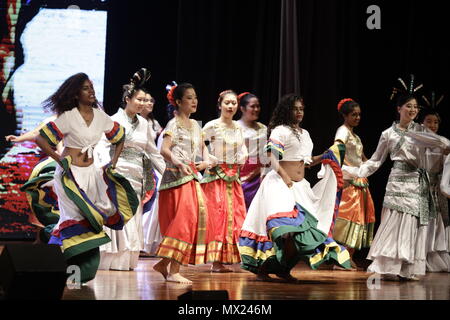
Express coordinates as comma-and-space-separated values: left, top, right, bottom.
269, 152, 292, 187
110, 139, 124, 168
160, 135, 192, 175
5, 122, 45, 143
35, 135, 62, 166
195, 141, 211, 172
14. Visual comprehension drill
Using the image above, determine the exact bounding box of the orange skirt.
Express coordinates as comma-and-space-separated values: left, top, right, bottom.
202, 179, 246, 264
156, 180, 209, 265
332, 178, 375, 249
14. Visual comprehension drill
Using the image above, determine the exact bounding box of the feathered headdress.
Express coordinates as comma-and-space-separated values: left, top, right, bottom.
389, 74, 423, 100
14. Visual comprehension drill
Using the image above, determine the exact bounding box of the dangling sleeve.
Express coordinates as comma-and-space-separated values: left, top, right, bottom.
265, 126, 288, 161
39, 112, 69, 147
145, 124, 166, 175
405, 129, 450, 150
441, 154, 450, 198
343, 130, 389, 178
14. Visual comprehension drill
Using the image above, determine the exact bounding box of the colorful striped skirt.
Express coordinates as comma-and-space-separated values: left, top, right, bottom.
239, 150, 351, 274
332, 178, 375, 249
48, 157, 138, 281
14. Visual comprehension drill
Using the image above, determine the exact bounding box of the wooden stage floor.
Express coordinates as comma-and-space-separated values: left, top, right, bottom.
62, 257, 450, 300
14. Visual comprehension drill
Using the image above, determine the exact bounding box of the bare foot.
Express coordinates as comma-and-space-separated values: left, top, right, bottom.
153, 260, 169, 280
256, 273, 274, 282
381, 274, 401, 282
166, 273, 192, 284
333, 265, 357, 271
211, 263, 233, 273
275, 273, 299, 283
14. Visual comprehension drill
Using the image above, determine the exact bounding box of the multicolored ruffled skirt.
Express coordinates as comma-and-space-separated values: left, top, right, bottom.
48, 157, 138, 281
20, 157, 59, 242
239, 149, 351, 274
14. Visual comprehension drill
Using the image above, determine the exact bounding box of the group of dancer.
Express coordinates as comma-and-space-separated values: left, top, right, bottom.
5, 70, 450, 285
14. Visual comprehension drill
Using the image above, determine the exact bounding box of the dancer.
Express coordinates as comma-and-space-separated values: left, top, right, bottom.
153, 82, 210, 284
237, 92, 268, 210
36, 73, 138, 283
95, 68, 165, 271
202, 90, 248, 272
343, 91, 450, 280
332, 98, 375, 270
239, 93, 351, 282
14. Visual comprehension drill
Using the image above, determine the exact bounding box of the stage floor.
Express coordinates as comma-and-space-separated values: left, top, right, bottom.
62, 257, 450, 300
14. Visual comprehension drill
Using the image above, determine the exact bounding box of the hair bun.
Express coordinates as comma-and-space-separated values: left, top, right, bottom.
337, 98, 353, 111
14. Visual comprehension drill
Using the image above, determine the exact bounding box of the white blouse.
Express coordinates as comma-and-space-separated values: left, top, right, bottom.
52, 107, 117, 158
237, 120, 267, 159
334, 125, 364, 168
203, 119, 247, 164
266, 125, 313, 164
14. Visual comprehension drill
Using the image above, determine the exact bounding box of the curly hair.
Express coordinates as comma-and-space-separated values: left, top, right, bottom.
42, 73, 100, 115
268, 93, 304, 138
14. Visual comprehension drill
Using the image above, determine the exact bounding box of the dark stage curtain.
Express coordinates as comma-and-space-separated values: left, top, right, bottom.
102, 0, 450, 239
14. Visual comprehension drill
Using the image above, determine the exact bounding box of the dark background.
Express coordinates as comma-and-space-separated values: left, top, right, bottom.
103, 0, 450, 237
2, 0, 450, 245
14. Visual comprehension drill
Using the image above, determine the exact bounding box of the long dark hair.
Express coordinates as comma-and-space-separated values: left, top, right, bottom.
268, 93, 304, 137
42, 73, 100, 115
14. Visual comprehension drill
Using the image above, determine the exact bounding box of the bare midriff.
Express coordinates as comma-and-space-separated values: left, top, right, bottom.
279, 160, 305, 182
61, 147, 94, 167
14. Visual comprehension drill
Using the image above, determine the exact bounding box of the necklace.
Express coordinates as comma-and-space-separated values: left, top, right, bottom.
216, 120, 241, 147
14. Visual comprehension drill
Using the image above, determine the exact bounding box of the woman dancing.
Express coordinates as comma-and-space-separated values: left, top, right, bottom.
239, 93, 351, 282
36, 73, 138, 283
153, 82, 210, 284
95, 68, 165, 271
343, 93, 450, 280
332, 98, 375, 269
202, 90, 248, 272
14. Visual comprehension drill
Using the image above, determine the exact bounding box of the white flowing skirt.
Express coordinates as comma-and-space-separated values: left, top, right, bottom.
367, 208, 450, 278
53, 163, 116, 229
242, 165, 338, 238
98, 157, 144, 271
142, 171, 163, 255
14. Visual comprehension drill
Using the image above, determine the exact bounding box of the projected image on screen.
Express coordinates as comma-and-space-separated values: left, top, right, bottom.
0, 3, 107, 239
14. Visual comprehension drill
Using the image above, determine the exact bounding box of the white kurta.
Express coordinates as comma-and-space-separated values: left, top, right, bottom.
95, 108, 165, 270
343, 122, 450, 277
